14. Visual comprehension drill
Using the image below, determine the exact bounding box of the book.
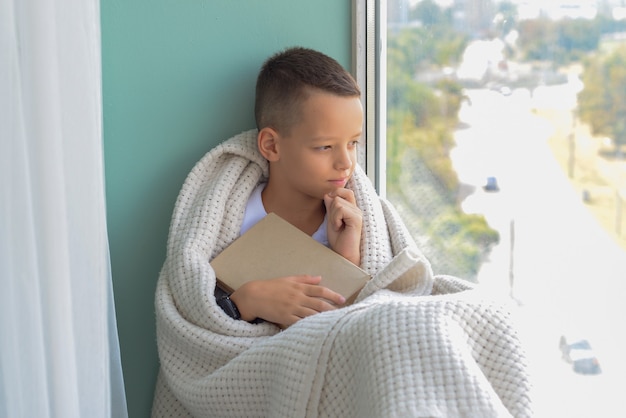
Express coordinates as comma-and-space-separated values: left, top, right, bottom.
210, 212, 370, 305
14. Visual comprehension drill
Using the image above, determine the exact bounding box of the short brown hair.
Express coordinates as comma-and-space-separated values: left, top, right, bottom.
255, 47, 361, 133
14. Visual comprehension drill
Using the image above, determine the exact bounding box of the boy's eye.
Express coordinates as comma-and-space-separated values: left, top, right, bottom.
314, 140, 360, 151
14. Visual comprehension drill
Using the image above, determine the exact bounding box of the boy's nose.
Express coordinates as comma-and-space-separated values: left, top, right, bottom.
334, 148, 353, 171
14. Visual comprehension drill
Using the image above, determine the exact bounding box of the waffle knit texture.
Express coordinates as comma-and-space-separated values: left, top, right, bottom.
152, 130, 532, 418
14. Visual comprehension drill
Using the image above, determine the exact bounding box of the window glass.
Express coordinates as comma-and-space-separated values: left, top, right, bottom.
384, 0, 626, 415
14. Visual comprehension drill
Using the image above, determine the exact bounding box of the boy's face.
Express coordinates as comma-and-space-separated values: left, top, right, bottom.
273, 91, 363, 201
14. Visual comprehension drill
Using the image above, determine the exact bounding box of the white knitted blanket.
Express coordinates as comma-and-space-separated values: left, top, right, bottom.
152, 130, 532, 418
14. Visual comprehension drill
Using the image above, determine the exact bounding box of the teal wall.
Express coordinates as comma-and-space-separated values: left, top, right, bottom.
101, 1, 353, 416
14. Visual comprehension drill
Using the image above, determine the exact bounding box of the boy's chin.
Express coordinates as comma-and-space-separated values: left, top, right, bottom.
326, 180, 350, 190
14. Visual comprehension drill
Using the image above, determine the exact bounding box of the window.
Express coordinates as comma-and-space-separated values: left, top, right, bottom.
365, 0, 626, 415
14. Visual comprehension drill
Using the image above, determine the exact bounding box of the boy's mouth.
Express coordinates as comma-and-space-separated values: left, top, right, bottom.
328, 178, 348, 187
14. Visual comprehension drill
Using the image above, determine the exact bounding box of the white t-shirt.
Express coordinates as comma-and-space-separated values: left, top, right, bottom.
241, 183, 329, 247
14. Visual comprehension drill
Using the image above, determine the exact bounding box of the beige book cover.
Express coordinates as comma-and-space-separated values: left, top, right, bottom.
210, 212, 370, 304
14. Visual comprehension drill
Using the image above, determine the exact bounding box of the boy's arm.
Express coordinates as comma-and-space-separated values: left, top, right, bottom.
224, 189, 361, 327
229, 275, 346, 327
323, 189, 363, 266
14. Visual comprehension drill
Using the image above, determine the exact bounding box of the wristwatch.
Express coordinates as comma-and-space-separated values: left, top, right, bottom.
216, 294, 241, 320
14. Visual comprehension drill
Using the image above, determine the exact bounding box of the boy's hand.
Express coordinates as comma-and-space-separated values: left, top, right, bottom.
230, 275, 345, 327
324, 189, 362, 266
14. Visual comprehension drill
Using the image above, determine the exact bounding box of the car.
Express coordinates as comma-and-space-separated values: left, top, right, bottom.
483, 176, 499, 192
559, 335, 602, 375
499, 86, 512, 96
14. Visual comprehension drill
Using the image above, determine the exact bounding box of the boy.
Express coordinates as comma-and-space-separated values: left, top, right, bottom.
152, 47, 531, 417
223, 47, 365, 327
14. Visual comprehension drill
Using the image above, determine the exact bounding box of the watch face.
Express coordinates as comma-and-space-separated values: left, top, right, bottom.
217, 296, 241, 320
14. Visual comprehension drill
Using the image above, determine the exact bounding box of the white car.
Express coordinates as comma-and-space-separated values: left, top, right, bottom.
559, 336, 602, 375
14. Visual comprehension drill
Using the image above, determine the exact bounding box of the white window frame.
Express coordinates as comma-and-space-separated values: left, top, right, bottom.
353, 0, 387, 197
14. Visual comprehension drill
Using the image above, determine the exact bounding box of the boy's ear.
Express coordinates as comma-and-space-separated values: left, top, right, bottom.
257, 127, 281, 162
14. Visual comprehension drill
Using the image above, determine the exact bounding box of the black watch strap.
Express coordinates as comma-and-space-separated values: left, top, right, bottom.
216, 294, 241, 320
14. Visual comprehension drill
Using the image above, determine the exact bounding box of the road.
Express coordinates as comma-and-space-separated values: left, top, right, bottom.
451, 85, 626, 417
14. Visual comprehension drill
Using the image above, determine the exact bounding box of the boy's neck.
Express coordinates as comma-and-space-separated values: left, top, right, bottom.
261, 183, 325, 236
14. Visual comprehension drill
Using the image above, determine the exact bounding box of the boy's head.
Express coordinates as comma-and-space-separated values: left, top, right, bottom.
255, 47, 361, 135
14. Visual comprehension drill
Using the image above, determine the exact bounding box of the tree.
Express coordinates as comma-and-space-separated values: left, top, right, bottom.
410, 0, 452, 28
495, 1, 517, 36
386, 23, 497, 279
518, 18, 600, 64
578, 45, 626, 154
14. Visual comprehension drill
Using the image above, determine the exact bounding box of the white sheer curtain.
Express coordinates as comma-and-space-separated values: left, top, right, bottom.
0, 0, 128, 417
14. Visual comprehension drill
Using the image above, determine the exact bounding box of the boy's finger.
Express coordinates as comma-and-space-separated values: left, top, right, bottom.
325, 197, 348, 228
328, 188, 356, 204
293, 275, 322, 284
306, 285, 346, 306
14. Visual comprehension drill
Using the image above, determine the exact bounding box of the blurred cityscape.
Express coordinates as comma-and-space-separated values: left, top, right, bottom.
385, 1, 626, 416
390, 0, 626, 28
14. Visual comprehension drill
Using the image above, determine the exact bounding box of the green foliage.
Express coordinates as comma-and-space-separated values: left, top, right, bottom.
495, 1, 518, 36
387, 75, 438, 126
386, 7, 498, 279
386, 109, 413, 188
387, 0, 626, 277
578, 45, 626, 149
386, 22, 466, 191
387, 29, 434, 75
595, 15, 626, 35
403, 122, 458, 192
387, 25, 467, 72
435, 78, 465, 119
427, 210, 500, 276
517, 18, 601, 64
457, 212, 501, 247
410, 0, 453, 28
430, 211, 499, 247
